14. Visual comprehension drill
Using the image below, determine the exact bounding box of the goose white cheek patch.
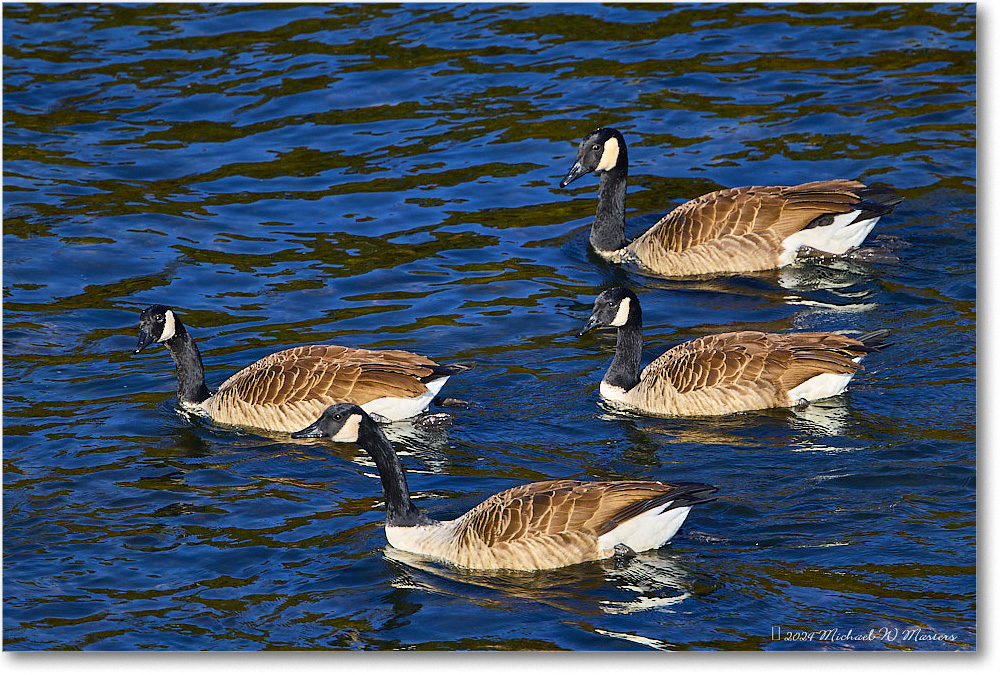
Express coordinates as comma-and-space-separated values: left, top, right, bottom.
595, 136, 620, 172
330, 414, 363, 442
159, 310, 177, 342
610, 296, 631, 326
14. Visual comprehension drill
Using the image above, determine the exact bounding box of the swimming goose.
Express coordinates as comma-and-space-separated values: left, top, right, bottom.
132, 305, 470, 433
578, 287, 887, 416
559, 127, 902, 276
292, 403, 718, 571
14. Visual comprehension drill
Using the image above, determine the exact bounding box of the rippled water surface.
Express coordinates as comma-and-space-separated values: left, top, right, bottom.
3, 2, 975, 651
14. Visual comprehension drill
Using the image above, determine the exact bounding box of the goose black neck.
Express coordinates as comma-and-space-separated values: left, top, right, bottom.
358, 419, 434, 528
591, 151, 629, 254
162, 322, 212, 405
606, 311, 643, 392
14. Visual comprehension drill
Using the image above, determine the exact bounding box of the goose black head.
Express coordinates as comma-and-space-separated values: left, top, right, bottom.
134, 304, 179, 353
559, 127, 627, 188
291, 403, 368, 442
577, 287, 641, 336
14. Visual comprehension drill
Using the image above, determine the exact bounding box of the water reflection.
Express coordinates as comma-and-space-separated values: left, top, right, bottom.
383, 545, 712, 617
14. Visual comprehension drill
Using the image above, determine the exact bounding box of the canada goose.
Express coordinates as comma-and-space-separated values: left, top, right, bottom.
292, 403, 718, 571
578, 287, 887, 416
559, 127, 902, 276
132, 305, 470, 433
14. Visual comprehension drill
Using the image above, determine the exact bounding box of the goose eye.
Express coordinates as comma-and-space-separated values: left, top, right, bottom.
592, 144, 600, 151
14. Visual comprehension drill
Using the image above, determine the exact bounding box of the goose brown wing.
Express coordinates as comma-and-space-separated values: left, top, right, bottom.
215, 345, 442, 406
643, 331, 867, 396
455, 480, 705, 549
765, 332, 871, 391
644, 332, 777, 395
637, 179, 868, 252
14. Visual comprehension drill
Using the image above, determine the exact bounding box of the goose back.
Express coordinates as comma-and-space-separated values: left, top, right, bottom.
387, 479, 716, 570
627, 180, 876, 275
622, 330, 873, 416
205, 345, 456, 431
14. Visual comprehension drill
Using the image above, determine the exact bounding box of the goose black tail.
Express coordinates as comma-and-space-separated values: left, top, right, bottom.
857, 329, 892, 352
433, 360, 476, 377
854, 186, 903, 220
665, 482, 720, 509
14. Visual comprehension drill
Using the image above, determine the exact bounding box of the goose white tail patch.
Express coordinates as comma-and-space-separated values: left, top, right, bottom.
610, 296, 631, 327
159, 309, 177, 342
363, 376, 450, 421
597, 503, 692, 554
779, 212, 881, 265
595, 136, 621, 172
787, 371, 855, 404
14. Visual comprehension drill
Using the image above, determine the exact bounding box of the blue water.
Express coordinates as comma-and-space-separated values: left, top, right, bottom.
3, 2, 975, 651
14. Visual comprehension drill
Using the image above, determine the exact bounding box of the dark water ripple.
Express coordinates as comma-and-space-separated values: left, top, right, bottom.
3, 2, 975, 651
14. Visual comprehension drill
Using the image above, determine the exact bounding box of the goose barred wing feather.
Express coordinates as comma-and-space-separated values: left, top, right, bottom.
633, 331, 871, 415
450, 480, 709, 569
629, 180, 868, 274
767, 332, 873, 390
216, 345, 440, 403
460, 480, 610, 548
206, 345, 445, 431
645, 180, 867, 248
646, 332, 773, 395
